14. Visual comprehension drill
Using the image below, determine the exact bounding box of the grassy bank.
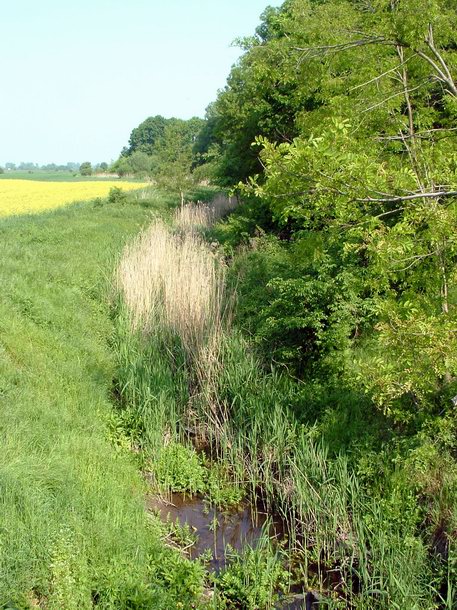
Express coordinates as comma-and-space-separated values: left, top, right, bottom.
0, 195, 207, 608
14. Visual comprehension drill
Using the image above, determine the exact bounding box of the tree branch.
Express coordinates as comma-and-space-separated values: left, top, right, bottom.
377, 127, 457, 141
348, 54, 416, 92
361, 80, 429, 113
356, 190, 457, 204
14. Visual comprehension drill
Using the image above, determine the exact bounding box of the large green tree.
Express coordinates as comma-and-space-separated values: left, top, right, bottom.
79, 161, 93, 176
196, 4, 305, 185
202, 0, 457, 421
116, 115, 204, 190
126, 115, 168, 156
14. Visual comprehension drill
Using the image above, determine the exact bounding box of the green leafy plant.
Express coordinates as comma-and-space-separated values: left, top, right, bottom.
152, 443, 206, 494
108, 186, 128, 204
214, 540, 290, 610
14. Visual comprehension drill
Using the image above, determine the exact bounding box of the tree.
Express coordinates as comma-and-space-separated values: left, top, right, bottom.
112, 157, 133, 177
195, 4, 303, 186
232, 0, 457, 420
115, 115, 204, 189
155, 120, 198, 205
18, 162, 38, 171
127, 115, 168, 156
79, 162, 93, 176
128, 151, 153, 175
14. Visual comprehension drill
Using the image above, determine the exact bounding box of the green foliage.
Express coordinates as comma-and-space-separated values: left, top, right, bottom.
126, 115, 168, 156
112, 156, 133, 177
152, 443, 206, 494
204, 463, 245, 508
79, 161, 92, 176
112, 150, 154, 178
107, 186, 128, 204
224, 233, 367, 376
152, 548, 206, 607
47, 528, 91, 610
214, 540, 290, 610
117, 115, 205, 194
199, 0, 457, 422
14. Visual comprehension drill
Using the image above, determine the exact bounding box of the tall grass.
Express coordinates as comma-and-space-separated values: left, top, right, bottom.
117, 219, 226, 374
174, 194, 238, 233
0, 193, 208, 608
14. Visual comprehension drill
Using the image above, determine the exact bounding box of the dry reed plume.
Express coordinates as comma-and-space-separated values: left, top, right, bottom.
117, 219, 226, 364
174, 194, 238, 232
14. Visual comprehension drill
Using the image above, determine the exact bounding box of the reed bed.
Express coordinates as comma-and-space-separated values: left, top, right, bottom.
117, 219, 226, 371
174, 194, 238, 233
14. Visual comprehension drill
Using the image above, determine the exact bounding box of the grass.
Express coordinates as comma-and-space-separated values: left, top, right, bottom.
118, 219, 226, 365
0, 193, 208, 608
0, 171, 144, 182
174, 195, 238, 234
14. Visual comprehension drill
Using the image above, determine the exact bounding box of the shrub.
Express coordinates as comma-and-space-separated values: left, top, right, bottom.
152, 443, 206, 494
215, 542, 290, 610
108, 187, 128, 204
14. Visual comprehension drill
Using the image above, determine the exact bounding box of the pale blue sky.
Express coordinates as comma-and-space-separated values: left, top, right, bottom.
0, 0, 280, 165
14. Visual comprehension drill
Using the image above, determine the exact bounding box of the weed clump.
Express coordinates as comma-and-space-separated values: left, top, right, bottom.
107, 186, 128, 204
153, 443, 206, 494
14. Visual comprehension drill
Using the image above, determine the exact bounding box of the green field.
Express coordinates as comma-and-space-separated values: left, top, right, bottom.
0, 195, 204, 608
0, 171, 140, 182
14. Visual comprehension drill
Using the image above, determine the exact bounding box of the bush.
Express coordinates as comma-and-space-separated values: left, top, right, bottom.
107, 187, 128, 204
215, 542, 290, 610
115, 157, 134, 177
152, 443, 206, 494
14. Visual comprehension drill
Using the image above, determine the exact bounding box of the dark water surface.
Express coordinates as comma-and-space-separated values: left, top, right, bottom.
147, 492, 282, 570
147, 493, 321, 609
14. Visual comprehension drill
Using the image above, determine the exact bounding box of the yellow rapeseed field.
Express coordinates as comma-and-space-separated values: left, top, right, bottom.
0, 180, 149, 217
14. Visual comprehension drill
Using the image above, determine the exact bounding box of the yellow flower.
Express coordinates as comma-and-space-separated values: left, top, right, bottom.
0, 179, 149, 217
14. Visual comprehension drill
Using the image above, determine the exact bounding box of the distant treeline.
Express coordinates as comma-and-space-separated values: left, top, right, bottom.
0, 161, 108, 174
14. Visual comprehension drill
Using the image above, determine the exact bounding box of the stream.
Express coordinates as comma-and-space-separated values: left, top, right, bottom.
147, 493, 320, 609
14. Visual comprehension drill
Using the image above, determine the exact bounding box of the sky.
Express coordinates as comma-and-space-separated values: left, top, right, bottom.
0, 0, 281, 166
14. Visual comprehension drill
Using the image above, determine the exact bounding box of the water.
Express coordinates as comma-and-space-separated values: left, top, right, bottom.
147, 493, 326, 609
147, 492, 283, 571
